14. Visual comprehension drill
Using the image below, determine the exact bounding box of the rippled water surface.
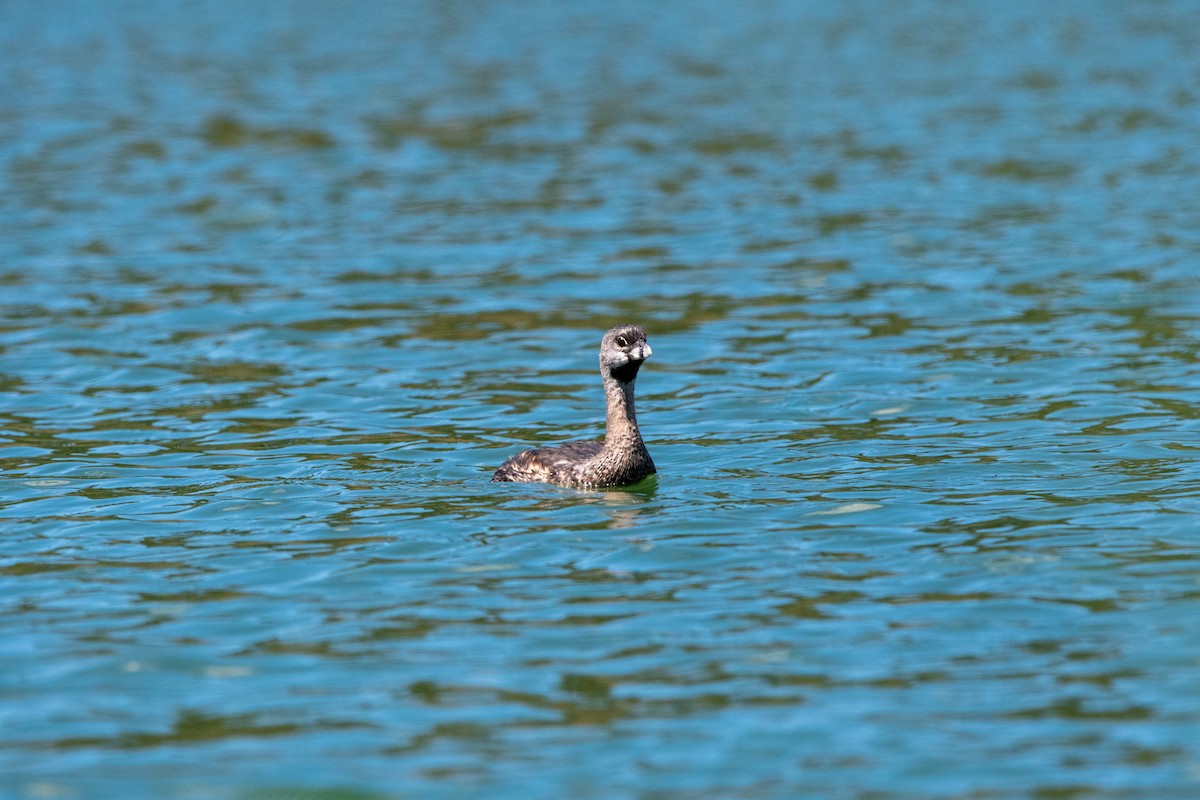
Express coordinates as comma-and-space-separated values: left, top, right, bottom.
5, 2, 1200, 798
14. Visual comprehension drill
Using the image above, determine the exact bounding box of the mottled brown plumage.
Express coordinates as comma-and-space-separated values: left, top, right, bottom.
492, 325, 656, 488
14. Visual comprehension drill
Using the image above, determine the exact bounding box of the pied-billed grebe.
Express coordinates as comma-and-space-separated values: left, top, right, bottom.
492, 324, 656, 488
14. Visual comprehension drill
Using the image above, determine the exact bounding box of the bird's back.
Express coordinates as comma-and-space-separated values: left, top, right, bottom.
491, 440, 604, 483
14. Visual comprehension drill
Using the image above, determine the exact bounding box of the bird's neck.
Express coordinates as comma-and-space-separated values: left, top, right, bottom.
602, 373, 643, 452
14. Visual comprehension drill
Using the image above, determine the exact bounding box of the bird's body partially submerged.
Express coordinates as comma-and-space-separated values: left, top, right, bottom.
492, 325, 656, 488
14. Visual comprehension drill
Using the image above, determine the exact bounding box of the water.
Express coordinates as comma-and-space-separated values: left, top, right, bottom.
4, 1, 1200, 797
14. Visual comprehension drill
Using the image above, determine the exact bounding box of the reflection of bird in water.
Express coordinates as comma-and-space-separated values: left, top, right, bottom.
492, 325, 656, 488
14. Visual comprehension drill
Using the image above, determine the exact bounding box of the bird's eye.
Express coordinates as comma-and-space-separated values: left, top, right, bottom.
616, 336, 629, 347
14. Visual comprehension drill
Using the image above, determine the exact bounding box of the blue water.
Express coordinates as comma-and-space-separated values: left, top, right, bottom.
4, 2, 1200, 798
